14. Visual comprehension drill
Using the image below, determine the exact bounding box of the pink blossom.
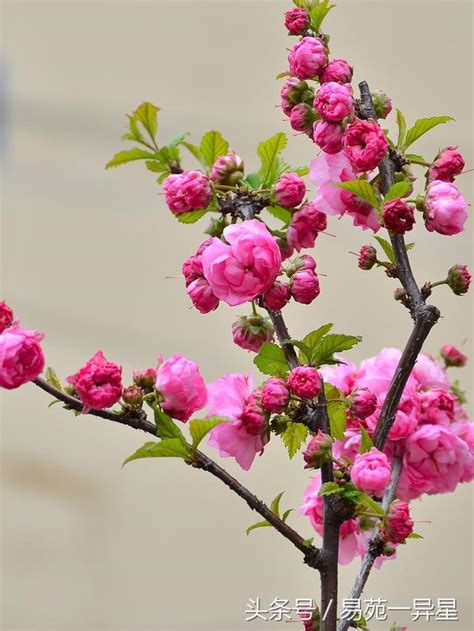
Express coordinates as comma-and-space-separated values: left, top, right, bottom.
314, 82, 353, 122
0, 301, 14, 333
274, 172, 306, 208
440, 344, 468, 368
424, 180, 468, 235
261, 378, 290, 413
287, 202, 327, 251
412, 353, 450, 389
67, 351, 122, 412
288, 366, 322, 400
383, 198, 415, 234
201, 220, 282, 306
284, 7, 310, 35
186, 278, 220, 314
382, 501, 414, 544
288, 37, 328, 80
290, 270, 320, 304
163, 170, 212, 214
231, 315, 274, 353
0, 327, 45, 390
340, 186, 380, 232
321, 359, 358, 396
451, 422, 474, 483
351, 448, 391, 496
419, 388, 456, 426
280, 78, 302, 116
156, 354, 207, 422
313, 120, 345, 154
428, 146, 465, 182
343, 119, 388, 173
320, 58, 353, 84
309, 151, 355, 216
262, 281, 291, 311
350, 388, 377, 420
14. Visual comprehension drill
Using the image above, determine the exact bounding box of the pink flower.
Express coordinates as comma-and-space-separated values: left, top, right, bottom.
67, 351, 122, 412
210, 151, 244, 185
274, 172, 306, 208
288, 366, 322, 400
207, 374, 267, 470
350, 388, 377, 420
382, 501, 414, 544
320, 58, 353, 84
284, 7, 310, 35
289, 103, 315, 133
263, 281, 291, 311
288, 37, 328, 80
358, 245, 377, 270
240, 398, 266, 435
303, 430, 333, 468
397, 424, 472, 501
351, 448, 391, 496
412, 352, 450, 389
447, 264, 471, 295
424, 180, 468, 235
428, 146, 465, 182
340, 186, 380, 232
0, 327, 45, 390
187, 278, 220, 314
441, 344, 468, 368
232, 315, 274, 353
309, 151, 355, 216
163, 170, 212, 214
314, 82, 353, 122
290, 270, 320, 304
0, 301, 14, 333
261, 378, 290, 413
371, 89, 392, 119
156, 354, 207, 422
419, 388, 456, 427
313, 120, 345, 154
201, 220, 282, 306
287, 202, 327, 251
321, 359, 357, 396
451, 421, 474, 483
383, 198, 415, 234
343, 119, 388, 173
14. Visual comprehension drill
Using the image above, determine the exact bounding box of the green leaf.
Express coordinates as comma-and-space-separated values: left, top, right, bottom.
154, 408, 186, 442
358, 493, 384, 516
181, 141, 203, 163
276, 71, 292, 80
106, 148, 156, 169
200, 131, 229, 168
395, 109, 407, 150
404, 116, 454, 150
266, 205, 293, 225
333, 179, 380, 211
282, 422, 308, 459
324, 383, 347, 440
145, 160, 169, 174
246, 519, 271, 535
282, 508, 293, 522
300, 323, 334, 363
177, 208, 210, 224
359, 426, 374, 454
293, 166, 309, 177
384, 181, 411, 202
253, 343, 289, 377
312, 334, 362, 367
407, 532, 423, 540
373, 236, 396, 265
45, 367, 62, 391
168, 132, 189, 149
270, 491, 285, 518
257, 132, 288, 188
319, 482, 341, 496
405, 242, 415, 251
310, 0, 335, 32
405, 153, 426, 163
48, 399, 62, 408
132, 102, 160, 142
245, 172, 262, 190
283, 339, 313, 364
189, 417, 226, 449
123, 438, 190, 466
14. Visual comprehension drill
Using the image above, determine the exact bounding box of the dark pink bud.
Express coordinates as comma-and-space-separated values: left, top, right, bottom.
350, 388, 377, 420
261, 377, 290, 413
314, 82, 353, 122
0, 301, 14, 333
289, 103, 316, 133
288, 37, 328, 81
303, 430, 333, 469
290, 270, 320, 304
240, 400, 266, 435
288, 366, 322, 400
358, 245, 377, 270
313, 120, 345, 154
232, 315, 274, 353
428, 146, 465, 183
210, 151, 244, 185
280, 79, 314, 117
440, 344, 468, 368
320, 58, 353, 84
287, 202, 327, 252
187, 278, 220, 314
447, 264, 471, 295
382, 501, 414, 544
343, 119, 388, 173
382, 198, 415, 234
284, 7, 310, 35
163, 170, 212, 215
122, 384, 144, 408
274, 172, 306, 208
263, 281, 291, 311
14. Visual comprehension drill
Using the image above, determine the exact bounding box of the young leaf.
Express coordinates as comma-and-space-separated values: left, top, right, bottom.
333, 179, 380, 211
384, 181, 411, 202
245, 172, 262, 190
282, 422, 308, 459
270, 491, 285, 517
300, 323, 334, 363
395, 109, 407, 150
266, 205, 293, 225
45, 367, 62, 391
189, 417, 226, 449
154, 408, 186, 442
359, 426, 374, 454
324, 383, 347, 440
310, 1, 335, 32
145, 160, 169, 174
123, 438, 191, 466
200, 131, 229, 168
106, 148, 157, 169
168, 133, 189, 149
373, 236, 396, 265
319, 481, 341, 496
132, 102, 160, 142
407, 532, 423, 540
253, 343, 289, 377
358, 494, 385, 516
404, 116, 454, 150
282, 509, 294, 522
312, 334, 362, 367
257, 132, 288, 188
293, 166, 310, 177
181, 141, 203, 163
246, 519, 271, 535
177, 209, 210, 224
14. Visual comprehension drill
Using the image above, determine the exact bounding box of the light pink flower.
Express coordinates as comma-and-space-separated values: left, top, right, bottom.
261, 378, 290, 413
0, 301, 14, 333
451, 421, 474, 483
201, 220, 282, 306
424, 180, 468, 235
428, 146, 465, 183
309, 151, 355, 216
412, 353, 450, 389
321, 359, 358, 396
343, 119, 388, 173
67, 350, 122, 412
0, 327, 45, 390
156, 354, 207, 422
320, 58, 353, 84
288, 366, 322, 399
314, 82, 353, 122
274, 172, 306, 208
287, 202, 327, 252
419, 388, 456, 426
313, 120, 345, 154
288, 37, 328, 80
163, 170, 212, 214
351, 448, 391, 496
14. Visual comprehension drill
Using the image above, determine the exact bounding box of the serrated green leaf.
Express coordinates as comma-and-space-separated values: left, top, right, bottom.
384, 181, 411, 202
359, 426, 374, 454
333, 179, 380, 211
123, 438, 190, 466
310, 0, 335, 32
245, 172, 262, 190
282, 422, 308, 459
246, 520, 271, 535
293, 166, 310, 177
374, 236, 396, 265
154, 408, 186, 442
181, 141, 203, 163
312, 334, 362, 367
300, 323, 334, 363
132, 102, 160, 142
283, 339, 313, 363
200, 131, 229, 168
404, 116, 454, 150
358, 493, 384, 516
319, 481, 341, 496
145, 160, 169, 174
45, 367, 62, 391
407, 532, 423, 539
266, 205, 293, 225
106, 148, 157, 169
396, 109, 407, 150
189, 417, 226, 449
177, 208, 210, 224
257, 132, 288, 188
253, 343, 289, 377
324, 383, 347, 440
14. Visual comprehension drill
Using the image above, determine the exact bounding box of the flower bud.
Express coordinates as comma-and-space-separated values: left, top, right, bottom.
122, 385, 144, 409
232, 315, 274, 353
394, 287, 407, 301
284, 7, 310, 35
288, 366, 322, 400
0, 301, 14, 333
447, 264, 471, 295
424, 180, 468, 236
289, 103, 317, 134
210, 151, 244, 186
303, 430, 333, 469
240, 399, 266, 435
343, 119, 388, 173
187, 278, 220, 314
382, 500, 414, 544
313, 120, 345, 154
349, 388, 377, 420
382, 198, 415, 234
371, 89, 392, 119
288, 37, 328, 81
261, 377, 290, 413
262, 281, 291, 311
320, 58, 353, 84
163, 170, 212, 215
132, 368, 157, 391
440, 344, 468, 368
290, 270, 320, 304
428, 146, 465, 183
314, 82, 353, 122
287, 203, 327, 251
280, 79, 315, 116
357, 245, 377, 270
274, 172, 306, 208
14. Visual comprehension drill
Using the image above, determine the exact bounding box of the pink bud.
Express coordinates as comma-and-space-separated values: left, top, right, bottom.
358, 245, 377, 270
303, 430, 333, 468
290, 270, 320, 304
371, 89, 392, 119
286, 254, 318, 277
210, 151, 244, 185
314, 82, 353, 122
382, 198, 415, 234
288, 366, 322, 400
261, 377, 290, 413
320, 58, 353, 84
351, 448, 391, 496
67, 351, 122, 411
350, 388, 377, 420
284, 7, 310, 35
0, 301, 14, 333
288, 37, 328, 81
447, 264, 471, 295
289, 103, 316, 133
132, 368, 157, 391
382, 501, 414, 544
313, 120, 345, 154
424, 180, 468, 236
428, 146, 465, 183
274, 172, 306, 208
280, 79, 314, 116
240, 399, 266, 435
440, 344, 468, 368
343, 119, 388, 173
163, 170, 212, 214
232, 315, 274, 353
0, 327, 45, 390
287, 202, 327, 251
263, 281, 291, 311
187, 278, 220, 314
122, 384, 144, 408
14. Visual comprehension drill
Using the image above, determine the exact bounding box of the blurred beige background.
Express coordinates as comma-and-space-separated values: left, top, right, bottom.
0, 1, 473, 630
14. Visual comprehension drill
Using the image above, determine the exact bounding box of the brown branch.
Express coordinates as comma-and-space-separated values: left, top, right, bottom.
265, 307, 300, 369
32, 377, 323, 570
